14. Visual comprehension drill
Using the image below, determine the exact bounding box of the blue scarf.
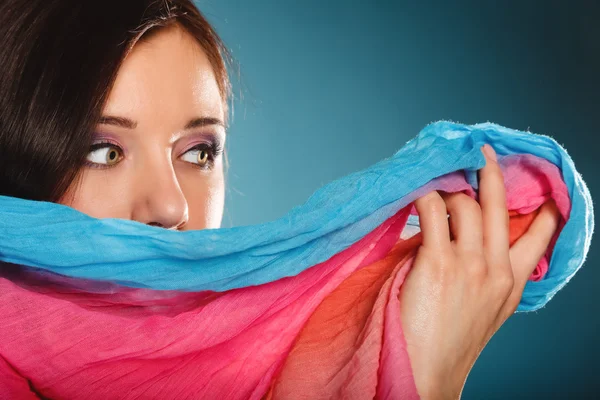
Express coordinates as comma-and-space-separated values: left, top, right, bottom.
0, 121, 594, 311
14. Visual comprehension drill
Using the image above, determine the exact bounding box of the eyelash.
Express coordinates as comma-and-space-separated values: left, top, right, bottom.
182, 138, 224, 170
84, 140, 123, 169
84, 137, 224, 170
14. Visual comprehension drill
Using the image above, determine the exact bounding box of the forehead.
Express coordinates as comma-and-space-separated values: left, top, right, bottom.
103, 24, 223, 122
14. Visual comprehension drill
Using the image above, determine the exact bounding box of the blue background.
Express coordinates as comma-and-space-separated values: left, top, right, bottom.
201, 1, 599, 397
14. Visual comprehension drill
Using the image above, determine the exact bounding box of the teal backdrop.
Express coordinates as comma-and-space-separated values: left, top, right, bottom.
201, 1, 599, 397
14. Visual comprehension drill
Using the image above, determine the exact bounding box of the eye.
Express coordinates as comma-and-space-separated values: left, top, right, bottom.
181, 147, 210, 167
179, 140, 223, 170
86, 143, 124, 167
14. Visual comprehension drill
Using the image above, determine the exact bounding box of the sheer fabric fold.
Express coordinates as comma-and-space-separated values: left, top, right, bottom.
0, 122, 593, 399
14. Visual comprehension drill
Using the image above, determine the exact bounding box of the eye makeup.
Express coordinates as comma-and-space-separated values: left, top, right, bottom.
84, 131, 225, 170
178, 133, 224, 170
85, 134, 125, 169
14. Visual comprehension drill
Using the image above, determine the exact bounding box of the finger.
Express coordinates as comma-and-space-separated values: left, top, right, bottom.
439, 191, 483, 255
509, 200, 561, 292
495, 201, 562, 324
478, 144, 510, 267
413, 191, 451, 250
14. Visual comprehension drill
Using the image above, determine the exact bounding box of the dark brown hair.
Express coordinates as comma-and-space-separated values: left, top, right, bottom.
0, 0, 233, 202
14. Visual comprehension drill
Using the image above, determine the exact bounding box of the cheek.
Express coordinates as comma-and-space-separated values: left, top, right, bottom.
59, 169, 132, 220
60, 166, 225, 229
179, 169, 225, 230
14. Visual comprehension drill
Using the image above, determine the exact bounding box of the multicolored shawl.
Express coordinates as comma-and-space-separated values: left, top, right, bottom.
0, 122, 593, 399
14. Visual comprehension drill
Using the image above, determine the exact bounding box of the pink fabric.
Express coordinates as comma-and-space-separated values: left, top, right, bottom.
0, 154, 569, 399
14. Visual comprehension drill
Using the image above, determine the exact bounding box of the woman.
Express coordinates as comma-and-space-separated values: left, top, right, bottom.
0, 0, 561, 398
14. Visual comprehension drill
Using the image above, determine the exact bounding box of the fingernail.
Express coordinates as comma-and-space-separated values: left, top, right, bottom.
482, 144, 497, 161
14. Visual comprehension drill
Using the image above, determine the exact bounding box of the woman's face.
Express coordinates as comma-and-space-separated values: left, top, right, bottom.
60, 25, 226, 231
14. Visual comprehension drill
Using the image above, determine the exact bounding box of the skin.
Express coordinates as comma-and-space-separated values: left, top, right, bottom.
60, 25, 561, 397
401, 144, 561, 398
61, 24, 226, 230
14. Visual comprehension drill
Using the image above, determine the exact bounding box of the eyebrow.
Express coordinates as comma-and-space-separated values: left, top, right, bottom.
98, 116, 225, 130
185, 117, 225, 130
98, 116, 137, 129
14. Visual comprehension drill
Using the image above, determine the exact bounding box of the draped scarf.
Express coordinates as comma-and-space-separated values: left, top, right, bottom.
0, 122, 593, 399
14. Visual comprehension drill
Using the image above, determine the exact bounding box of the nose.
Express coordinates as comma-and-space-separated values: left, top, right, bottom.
130, 157, 189, 230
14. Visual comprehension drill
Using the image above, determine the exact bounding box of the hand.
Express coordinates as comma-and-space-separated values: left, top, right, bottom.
399, 144, 561, 399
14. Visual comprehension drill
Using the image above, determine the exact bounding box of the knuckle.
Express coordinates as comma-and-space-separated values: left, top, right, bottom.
486, 158, 501, 171
464, 201, 482, 218
456, 193, 477, 207
436, 251, 455, 271
415, 191, 444, 211
416, 249, 455, 279
464, 254, 486, 278
452, 194, 481, 216
470, 267, 487, 285
419, 191, 440, 202
494, 269, 515, 296
425, 196, 447, 214
417, 246, 447, 266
